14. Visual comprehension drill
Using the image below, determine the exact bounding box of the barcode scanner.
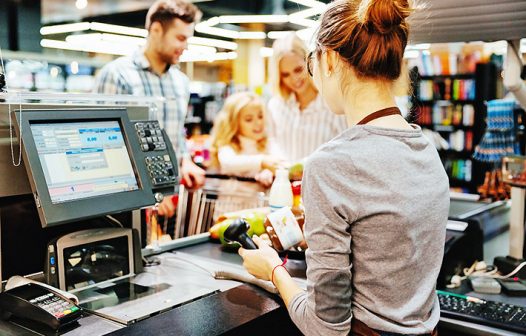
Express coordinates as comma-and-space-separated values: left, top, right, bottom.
223, 218, 258, 249
0, 73, 6, 92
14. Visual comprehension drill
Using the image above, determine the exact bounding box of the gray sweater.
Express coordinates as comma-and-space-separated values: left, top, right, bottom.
288, 125, 449, 335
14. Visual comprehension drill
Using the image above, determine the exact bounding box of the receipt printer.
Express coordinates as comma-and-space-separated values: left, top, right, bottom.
438, 220, 483, 289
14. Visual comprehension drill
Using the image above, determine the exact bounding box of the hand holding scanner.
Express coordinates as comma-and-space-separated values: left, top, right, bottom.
0, 279, 82, 330
224, 218, 258, 249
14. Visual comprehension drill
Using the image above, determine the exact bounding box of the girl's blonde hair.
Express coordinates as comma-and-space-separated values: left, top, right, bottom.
210, 92, 268, 168
270, 33, 316, 99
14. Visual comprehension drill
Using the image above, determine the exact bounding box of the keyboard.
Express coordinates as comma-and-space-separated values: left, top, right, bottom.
438, 291, 526, 334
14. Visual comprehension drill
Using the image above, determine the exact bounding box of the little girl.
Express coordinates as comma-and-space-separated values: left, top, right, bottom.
210, 91, 284, 187
210, 92, 285, 217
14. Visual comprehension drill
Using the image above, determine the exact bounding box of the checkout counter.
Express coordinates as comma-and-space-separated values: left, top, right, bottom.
0, 200, 521, 336
0, 100, 524, 336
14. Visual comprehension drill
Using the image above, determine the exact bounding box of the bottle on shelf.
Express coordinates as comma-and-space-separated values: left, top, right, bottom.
264, 169, 305, 251
291, 181, 305, 231
268, 168, 293, 212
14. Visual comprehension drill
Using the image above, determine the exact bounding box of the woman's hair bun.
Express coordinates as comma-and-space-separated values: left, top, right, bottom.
361, 0, 411, 35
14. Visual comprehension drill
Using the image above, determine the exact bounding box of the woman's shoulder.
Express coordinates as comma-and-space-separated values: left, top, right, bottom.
268, 95, 292, 109
217, 144, 236, 153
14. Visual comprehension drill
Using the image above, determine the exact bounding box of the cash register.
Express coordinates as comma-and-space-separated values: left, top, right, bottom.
0, 106, 187, 331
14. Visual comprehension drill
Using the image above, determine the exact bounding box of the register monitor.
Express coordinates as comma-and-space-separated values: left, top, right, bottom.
14, 108, 156, 227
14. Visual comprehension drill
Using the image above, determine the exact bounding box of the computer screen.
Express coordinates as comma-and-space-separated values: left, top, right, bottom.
30, 121, 139, 204
15, 108, 155, 227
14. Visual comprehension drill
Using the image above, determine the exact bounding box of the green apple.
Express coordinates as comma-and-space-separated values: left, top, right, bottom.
289, 162, 304, 181
243, 212, 266, 236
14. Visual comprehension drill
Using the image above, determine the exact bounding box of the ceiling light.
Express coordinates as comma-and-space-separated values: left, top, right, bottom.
218, 15, 289, 24
287, 0, 327, 10
41, 39, 135, 56
70, 61, 79, 75
180, 51, 237, 63
267, 31, 295, 39
66, 33, 147, 47
237, 32, 266, 39
195, 26, 240, 39
65, 33, 102, 43
289, 17, 318, 28
409, 43, 431, 50
50, 67, 60, 78
188, 36, 237, 50
289, 7, 325, 19
187, 44, 217, 54
40, 22, 91, 35
89, 22, 148, 37
100, 33, 145, 45
75, 0, 88, 10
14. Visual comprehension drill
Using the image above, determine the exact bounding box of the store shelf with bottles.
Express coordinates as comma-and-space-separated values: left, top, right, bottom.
0, 50, 106, 93
409, 62, 499, 193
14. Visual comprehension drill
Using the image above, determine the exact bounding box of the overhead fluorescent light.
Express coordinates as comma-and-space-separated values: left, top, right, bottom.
40, 22, 91, 35
70, 61, 79, 74
99, 33, 145, 45
90, 22, 148, 37
237, 32, 267, 39
195, 25, 239, 39
289, 7, 325, 19
289, 17, 318, 28
75, 0, 88, 10
41, 39, 135, 56
66, 33, 146, 46
198, 17, 220, 28
409, 43, 431, 50
287, 0, 327, 10
44, 37, 221, 60
187, 44, 217, 54
188, 36, 237, 50
65, 33, 102, 43
180, 51, 237, 63
268, 31, 295, 39
219, 15, 289, 24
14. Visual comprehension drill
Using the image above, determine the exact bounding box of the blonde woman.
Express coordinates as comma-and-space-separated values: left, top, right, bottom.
268, 33, 347, 162
211, 92, 284, 187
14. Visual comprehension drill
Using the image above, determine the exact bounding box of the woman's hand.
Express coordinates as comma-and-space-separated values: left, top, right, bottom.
261, 155, 283, 173
255, 169, 274, 187
157, 196, 176, 217
181, 157, 205, 188
238, 236, 283, 281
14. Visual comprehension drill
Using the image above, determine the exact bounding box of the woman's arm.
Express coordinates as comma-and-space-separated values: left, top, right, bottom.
238, 236, 303, 307
239, 152, 355, 336
217, 146, 264, 175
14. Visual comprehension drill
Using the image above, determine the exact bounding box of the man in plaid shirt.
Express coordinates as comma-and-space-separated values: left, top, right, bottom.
94, 0, 205, 216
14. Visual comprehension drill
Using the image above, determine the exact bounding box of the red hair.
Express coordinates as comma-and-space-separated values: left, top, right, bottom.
316, 0, 412, 81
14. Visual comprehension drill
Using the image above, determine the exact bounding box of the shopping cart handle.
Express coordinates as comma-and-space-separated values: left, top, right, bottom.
205, 173, 257, 183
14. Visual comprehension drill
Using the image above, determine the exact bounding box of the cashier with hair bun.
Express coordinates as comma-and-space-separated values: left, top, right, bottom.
239, 0, 449, 335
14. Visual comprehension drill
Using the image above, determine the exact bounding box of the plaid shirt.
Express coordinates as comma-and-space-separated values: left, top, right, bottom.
93, 49, 190, 159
